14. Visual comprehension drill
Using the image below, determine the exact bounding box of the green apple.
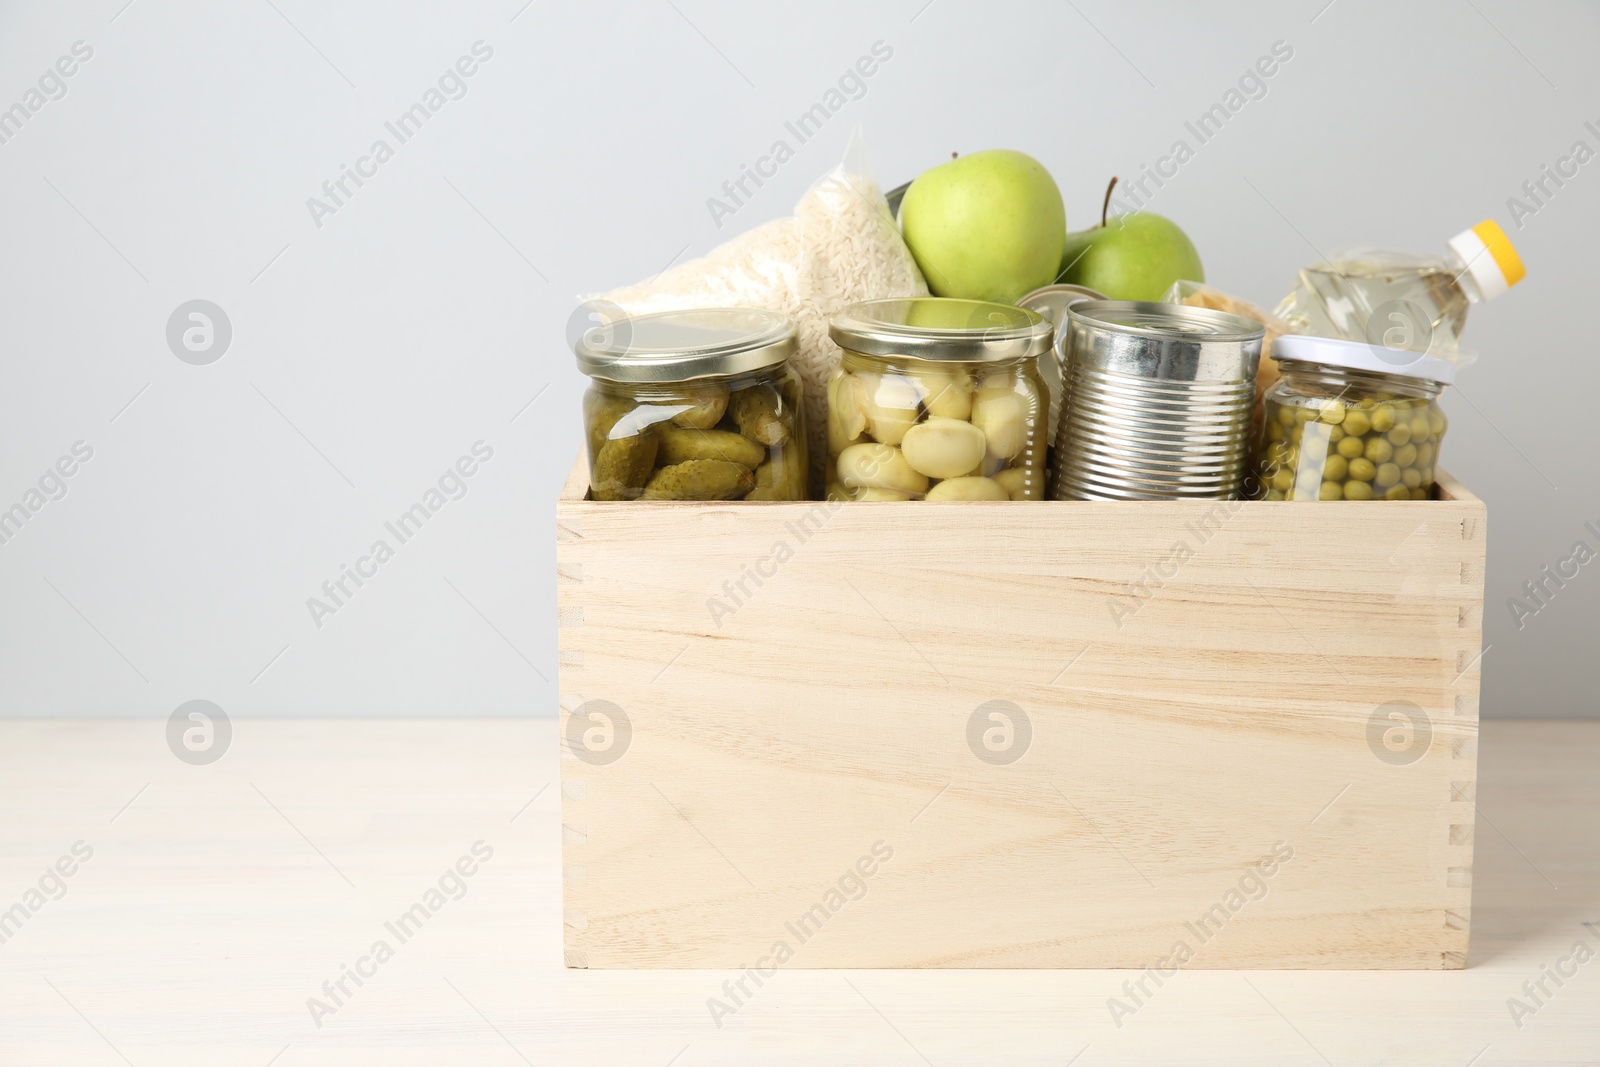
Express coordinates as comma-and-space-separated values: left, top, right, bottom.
1057, 185, 1204, 302
899, 149, 1066, 304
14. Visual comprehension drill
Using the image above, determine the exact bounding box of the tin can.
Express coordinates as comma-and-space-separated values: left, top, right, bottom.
1016, 283, 1108, 318
1051, 300, 1264, 501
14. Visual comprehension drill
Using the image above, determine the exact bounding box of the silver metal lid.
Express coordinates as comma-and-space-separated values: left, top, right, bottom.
829, 297, 1053, 363
574, 307, 797, 383
1017, 284, 1108, 328
1063, 300, 1264, 385
1066, 300, 1266, 343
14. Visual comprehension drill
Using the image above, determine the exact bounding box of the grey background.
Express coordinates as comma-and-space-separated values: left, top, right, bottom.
0, 0, 1593, 719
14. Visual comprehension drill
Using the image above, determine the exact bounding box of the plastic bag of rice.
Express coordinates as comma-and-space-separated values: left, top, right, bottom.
598, 128, 927, 493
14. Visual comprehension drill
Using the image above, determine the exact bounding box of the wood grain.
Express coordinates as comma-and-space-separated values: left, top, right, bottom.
4, 718, 1595, 1066
558, 455, 1487, 968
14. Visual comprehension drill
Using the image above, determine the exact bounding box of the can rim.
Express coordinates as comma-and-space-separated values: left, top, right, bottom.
1064, 299, 1267, 343
829, 297, 1054, 362
1017, 284, 1108, 328
575, 307, 797, 383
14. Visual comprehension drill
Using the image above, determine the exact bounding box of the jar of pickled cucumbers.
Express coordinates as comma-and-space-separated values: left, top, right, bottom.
1254, 334, 1454, 501
825, 298, 1053, 501
574, 307, 808, 501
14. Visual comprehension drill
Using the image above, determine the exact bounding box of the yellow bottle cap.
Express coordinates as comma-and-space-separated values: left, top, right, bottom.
1449, 219, 1525, 299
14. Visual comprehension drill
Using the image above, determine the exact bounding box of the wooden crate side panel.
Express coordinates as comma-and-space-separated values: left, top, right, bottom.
558, 487, 1484, 969
1446, 498, 1486, 967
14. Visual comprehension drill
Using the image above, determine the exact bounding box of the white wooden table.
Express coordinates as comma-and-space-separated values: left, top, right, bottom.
1, 719, 1594, 1066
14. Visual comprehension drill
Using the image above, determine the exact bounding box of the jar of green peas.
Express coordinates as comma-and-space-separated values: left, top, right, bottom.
1254, 335, 1453, 502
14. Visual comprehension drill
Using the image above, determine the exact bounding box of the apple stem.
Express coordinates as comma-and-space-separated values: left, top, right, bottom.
1102, 176, 1118, 228
951, 151, 959, 160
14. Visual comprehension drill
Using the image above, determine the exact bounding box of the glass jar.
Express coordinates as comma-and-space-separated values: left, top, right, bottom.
1254, 335, 1453, 502
574, 307, 808, 501
825, 298, 1053, 501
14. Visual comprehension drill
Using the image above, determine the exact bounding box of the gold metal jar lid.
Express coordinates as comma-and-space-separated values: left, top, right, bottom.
574, 307, 797, 384
829, 297, 1053, 363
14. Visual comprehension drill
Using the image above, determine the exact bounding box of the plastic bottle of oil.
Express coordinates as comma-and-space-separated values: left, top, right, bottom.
1274, 220, 1525, 363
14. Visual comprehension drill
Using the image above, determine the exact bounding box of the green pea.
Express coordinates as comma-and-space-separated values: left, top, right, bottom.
1365, 437, 1394, 463
1341, 409, 1371, 437
1267, 420, 1287, 442
1384, 483, 1411, 500
1348, 457, 1376, 481
1328, 424, 1345, 443
1371, 406, 1396, 433
1276, 404, 1297, 427
1412, 486, 1429, 500
1344, 480, 1374, 500
1337, 436, 1365, 459
1266, 488, 1287, 500
1402, 467, 1423, 489
1271, 467, 1294, 491
1387, 422, 1411, 446
1416, 441, 1435, 466
1418, 465, 1433, 484
1318, 399, 1346, 424
1319, 481, 1344, 500
1393, 443, 1418, 468
1428, 410, 1447, 436
1376, 462, 1401, 488
1323, 454, 1349, 481
1408, 415, 1431, 442
1294, 406, 1317, 424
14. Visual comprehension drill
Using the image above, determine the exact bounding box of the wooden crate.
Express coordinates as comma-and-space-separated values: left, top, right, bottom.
556, 455, 1485, 969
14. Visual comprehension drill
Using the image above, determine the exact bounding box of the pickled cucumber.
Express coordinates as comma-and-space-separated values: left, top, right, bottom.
592, 429, 658, 501
583, 359, 809, 502
656, 426, 766, 468
642, 459, 755, 500
586, 392, 638, 456
748, 440, 806, 500
728, 384, 789, 445
669, 384, 729, 430
775, 443, 806, 498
